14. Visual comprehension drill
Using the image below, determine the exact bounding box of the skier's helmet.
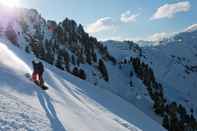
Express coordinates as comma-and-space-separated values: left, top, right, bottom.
33, 57, 39, 64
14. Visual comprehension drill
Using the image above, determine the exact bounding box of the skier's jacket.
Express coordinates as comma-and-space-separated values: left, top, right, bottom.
32, 61, 44, 74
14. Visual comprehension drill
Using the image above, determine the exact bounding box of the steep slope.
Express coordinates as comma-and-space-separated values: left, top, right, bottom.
103, 27, 197, 131
104, 28, 197, 115
0, 39, 166, 130
141, 30, 197, 116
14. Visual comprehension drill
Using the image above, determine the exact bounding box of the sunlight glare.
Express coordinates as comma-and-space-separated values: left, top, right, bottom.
0, 0, 21, 8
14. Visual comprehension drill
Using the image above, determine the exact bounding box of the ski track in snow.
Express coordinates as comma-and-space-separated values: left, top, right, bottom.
36, 91, 66, 131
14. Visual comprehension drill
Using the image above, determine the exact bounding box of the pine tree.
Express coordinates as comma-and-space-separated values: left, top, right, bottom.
130, 71, 133, 77
25, 46, 30, 53
71, 55, 76, 65
77, 24, 85, 34
178, 104, 187, 122
86, 50, 92, 64
92, 52, 97, 63
63, 51, 70, 65
162, 115, 170, 130
98, 59, 109, 81
153, 96, 165, 116
169, 113, 180, 131
55, 55, 64, 70
72, 67, 79, 77
79, 68, 86, 80
189, 114, 197, 130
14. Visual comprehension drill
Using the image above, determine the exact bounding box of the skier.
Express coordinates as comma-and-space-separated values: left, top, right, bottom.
32, 58, 44, 86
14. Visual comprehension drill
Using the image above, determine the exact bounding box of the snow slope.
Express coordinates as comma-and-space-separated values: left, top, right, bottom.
103, 28, 197, 118
103, 40, 140, 60
0, 39, 165, 131
141, 30, 197, 116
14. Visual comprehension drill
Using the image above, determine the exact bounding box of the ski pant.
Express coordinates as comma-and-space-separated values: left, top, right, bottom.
32, 71, 44, 85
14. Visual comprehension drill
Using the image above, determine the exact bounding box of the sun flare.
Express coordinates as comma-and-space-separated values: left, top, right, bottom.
0, 0, 21, 8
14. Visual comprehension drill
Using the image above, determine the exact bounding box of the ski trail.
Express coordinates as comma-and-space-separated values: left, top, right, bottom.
36, 90, 66, 131
46, 69, 103, 113
45, 69, 140, 131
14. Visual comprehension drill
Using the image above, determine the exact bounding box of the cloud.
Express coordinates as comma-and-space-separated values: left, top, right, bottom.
86, 17, 114, 33
120, 11, 139, 23
151, 1, 191, 20
147, 32, 172, 41
98, 35, 143, 42
106, 32, 173, 42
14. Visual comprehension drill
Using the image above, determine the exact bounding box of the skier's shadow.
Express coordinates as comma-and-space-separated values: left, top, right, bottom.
36, 90, 66, 131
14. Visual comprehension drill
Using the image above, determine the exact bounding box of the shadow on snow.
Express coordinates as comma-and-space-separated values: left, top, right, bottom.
36, 90, 66, 131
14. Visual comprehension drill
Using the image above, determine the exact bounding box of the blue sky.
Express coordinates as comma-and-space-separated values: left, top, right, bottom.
11, 0, 197, 40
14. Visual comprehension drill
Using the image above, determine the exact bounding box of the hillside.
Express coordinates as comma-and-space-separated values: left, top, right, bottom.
103, 28, 197, 130
141, 30, 197, 114
0, 38, 166, 131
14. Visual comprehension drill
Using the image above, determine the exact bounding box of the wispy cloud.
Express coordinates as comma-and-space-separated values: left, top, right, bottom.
151, 1, 191, 20
120, 10, 139, 23
149, 32, 168, 41
86, 17, 114, 33
147, 32, 172, 41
